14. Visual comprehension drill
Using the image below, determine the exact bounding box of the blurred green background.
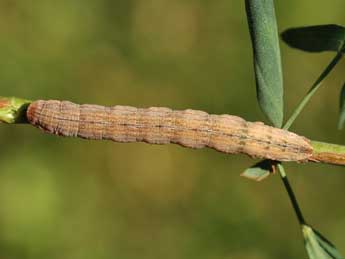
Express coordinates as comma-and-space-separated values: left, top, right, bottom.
0, 1, 345, 258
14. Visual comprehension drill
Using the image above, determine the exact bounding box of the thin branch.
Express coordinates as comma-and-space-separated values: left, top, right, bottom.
277, 164, 306, 225
283, 52, 343, 130
1, 96, 345, 166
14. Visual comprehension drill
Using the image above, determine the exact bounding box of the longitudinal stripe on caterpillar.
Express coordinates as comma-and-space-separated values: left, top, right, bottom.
26, 100, 313, 162
29, 108, 305, 152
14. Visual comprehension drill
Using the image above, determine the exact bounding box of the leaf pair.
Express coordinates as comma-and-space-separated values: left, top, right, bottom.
303, 225, 343, 259
282, 24, 345, 131
248, 22, 345, 132
244, 24, 345, 181
244, 1, 344, 258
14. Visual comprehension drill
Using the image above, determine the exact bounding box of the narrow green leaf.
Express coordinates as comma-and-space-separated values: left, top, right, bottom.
338, 83, 345, 129
245, 0, 284, 128
281, 24, 345, 53
303, 225, 343, 259
241, 159, 278, 181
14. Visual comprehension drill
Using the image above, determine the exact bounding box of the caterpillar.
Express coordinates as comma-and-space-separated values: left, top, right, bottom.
26, 100, 313, 162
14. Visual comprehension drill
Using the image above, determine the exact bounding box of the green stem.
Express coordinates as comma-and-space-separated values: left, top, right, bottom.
0, 96, 32, 123
310, 140, 345, 166
311, 140, 345, 154
283, 52, 343, 130
277, 164, 306, 225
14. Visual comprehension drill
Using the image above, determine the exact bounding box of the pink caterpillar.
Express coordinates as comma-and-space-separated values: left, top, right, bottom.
26, 100, 313, 162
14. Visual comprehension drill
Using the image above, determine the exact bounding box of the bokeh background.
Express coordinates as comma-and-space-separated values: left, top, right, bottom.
0, 1, 345, 258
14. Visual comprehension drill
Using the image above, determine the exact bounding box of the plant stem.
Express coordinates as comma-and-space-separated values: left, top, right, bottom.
283, 52, 343, 130
310, 140, 345, 166
0, 96, 32, 123
277, 164, 306, 225
2, 96, 345, 166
